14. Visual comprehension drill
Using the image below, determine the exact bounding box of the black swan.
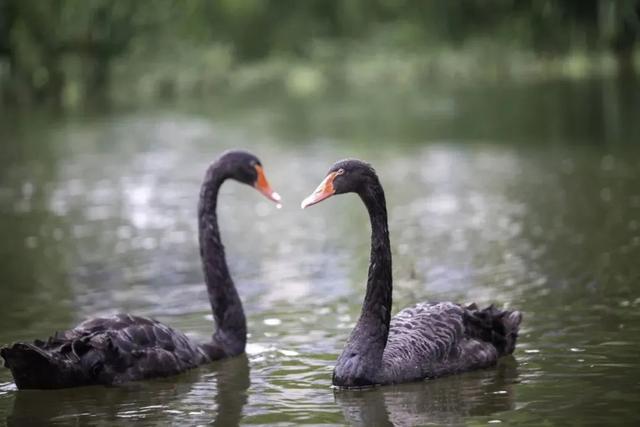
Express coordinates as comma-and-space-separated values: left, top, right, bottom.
1, 150, 281, 389
301, 159, 522, 388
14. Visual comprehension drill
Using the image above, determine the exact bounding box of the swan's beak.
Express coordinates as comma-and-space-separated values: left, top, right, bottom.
301, 172, 337, 209
254, 165, 281, 203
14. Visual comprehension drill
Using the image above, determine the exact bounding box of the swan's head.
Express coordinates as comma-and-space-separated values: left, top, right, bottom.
301, 159, 377, 208
218, 150, 281, 203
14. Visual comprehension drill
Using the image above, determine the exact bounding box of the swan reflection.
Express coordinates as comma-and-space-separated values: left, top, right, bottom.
6, 354, 250, 425
335, 360, 518, 426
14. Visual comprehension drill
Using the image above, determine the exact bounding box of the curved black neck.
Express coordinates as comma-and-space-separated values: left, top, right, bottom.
198, 164, 246, 357
338, 176, 393, 379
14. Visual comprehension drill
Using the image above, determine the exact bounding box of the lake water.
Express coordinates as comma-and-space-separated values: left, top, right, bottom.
1, 76, 639, 426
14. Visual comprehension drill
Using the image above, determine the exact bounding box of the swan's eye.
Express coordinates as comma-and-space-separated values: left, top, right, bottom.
336, 168, 345, 175
91, 363, 102, 378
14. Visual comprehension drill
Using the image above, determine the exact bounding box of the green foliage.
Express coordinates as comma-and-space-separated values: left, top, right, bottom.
0, 0, 638, 108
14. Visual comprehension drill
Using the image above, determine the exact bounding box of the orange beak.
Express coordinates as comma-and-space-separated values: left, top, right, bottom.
254, 165, 281, 203
301, 171, 338, 209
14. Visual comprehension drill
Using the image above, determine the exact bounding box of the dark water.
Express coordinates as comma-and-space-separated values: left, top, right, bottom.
1, 77, 639, 426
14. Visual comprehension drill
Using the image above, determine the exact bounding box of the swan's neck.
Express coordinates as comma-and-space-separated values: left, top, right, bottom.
198, 165, 246, 357
336, 180, 392, 384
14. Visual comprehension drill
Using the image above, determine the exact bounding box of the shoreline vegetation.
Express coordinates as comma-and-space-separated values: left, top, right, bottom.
1, 0, 639, 110
112, 44, 640, 105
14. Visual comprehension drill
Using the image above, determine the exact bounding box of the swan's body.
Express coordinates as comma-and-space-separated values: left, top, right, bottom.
301, 159, 521, 388
377, 301, 519, 385
2, 314, 211, 389
1, 151, 280, 389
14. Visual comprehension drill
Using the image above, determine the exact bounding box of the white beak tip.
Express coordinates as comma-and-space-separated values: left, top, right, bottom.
300, 197, 313, 209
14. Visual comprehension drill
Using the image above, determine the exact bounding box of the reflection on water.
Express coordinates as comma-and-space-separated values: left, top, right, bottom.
1, 77, 640, 425
6, 355, 249, 426
336, 361, 518, 426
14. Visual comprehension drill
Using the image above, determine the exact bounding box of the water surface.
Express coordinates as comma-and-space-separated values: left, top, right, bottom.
1, 77, 639, 425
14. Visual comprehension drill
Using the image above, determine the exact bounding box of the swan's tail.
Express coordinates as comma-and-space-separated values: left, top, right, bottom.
1, 343, 82, 389
500, 309, 522, 355
465, 304, 522, 357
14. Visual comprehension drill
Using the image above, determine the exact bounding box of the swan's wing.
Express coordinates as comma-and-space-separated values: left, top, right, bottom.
73, 313, 207, 383
73, 314, 201, 358
5, 313, 207, 388
381, 302, 521, 383
381, 302, 465, 382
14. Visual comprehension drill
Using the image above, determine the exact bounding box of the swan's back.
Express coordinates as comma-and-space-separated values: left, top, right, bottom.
381, 302, 521, 384
1, 313, 210, 389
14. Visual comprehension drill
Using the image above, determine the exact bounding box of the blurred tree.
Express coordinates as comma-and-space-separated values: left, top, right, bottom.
0, 0, 638, 108
0, 0, 147, 108
599, 0, 640, 74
